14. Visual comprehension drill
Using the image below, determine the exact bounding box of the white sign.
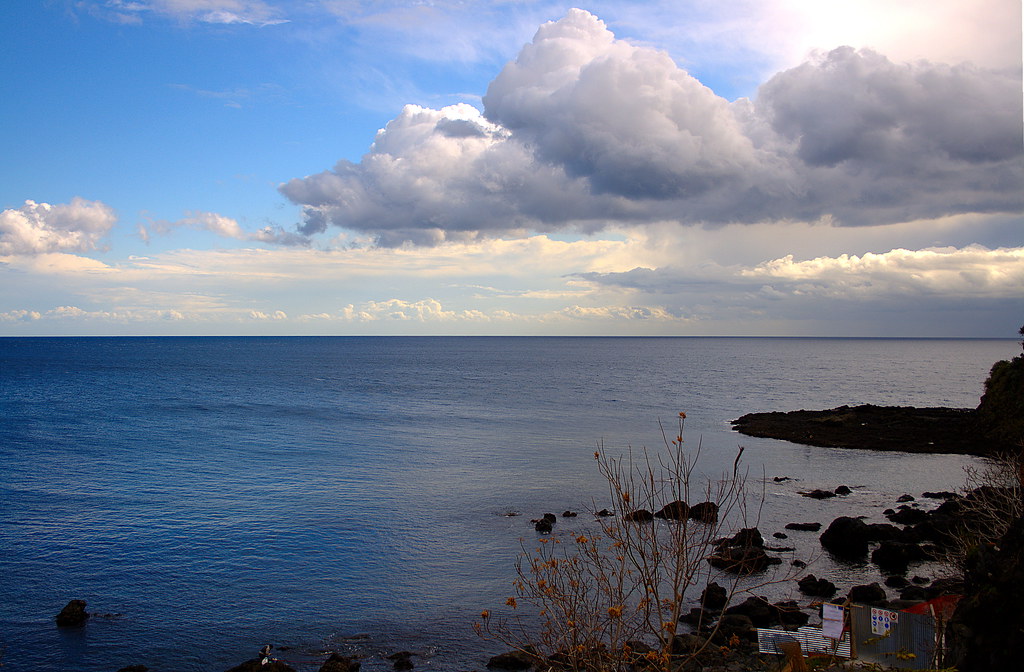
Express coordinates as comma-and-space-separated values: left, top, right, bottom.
870, 607, 898, 636
822, 603, 845, 640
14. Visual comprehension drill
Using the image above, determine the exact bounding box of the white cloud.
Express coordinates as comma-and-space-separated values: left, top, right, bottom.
741, 245, 1024, 299
280, 9, 1023, 246
90, 0, 288, 26
0, 199, 117, 255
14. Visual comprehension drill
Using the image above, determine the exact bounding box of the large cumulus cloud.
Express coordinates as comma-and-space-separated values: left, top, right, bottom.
0, 198, 117, 255
281, 9, 1023, 246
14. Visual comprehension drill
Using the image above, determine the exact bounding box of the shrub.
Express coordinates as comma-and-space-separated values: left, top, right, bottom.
477, 414, 771, 671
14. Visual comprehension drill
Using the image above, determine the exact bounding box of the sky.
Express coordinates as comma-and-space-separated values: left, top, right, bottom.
1, 0, 1022, 337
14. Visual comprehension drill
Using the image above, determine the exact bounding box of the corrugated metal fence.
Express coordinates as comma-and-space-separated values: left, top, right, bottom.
757, 597, 959, 670
848, 604, 941, 670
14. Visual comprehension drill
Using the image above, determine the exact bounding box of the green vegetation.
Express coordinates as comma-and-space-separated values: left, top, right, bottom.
975, 325, 1024, 446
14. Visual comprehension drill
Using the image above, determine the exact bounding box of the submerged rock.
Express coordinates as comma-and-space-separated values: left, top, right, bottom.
318, 653, 360, 672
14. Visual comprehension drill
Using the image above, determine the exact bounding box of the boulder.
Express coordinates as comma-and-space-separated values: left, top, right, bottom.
708, 544, 781, 575
670, 633, 707, 655
835, 485, 852, 496
623, 509, 654, 522
865, 523, 903, 542
773, 532, 788, 539
724, 597, 780, 627
700, 582, 728, 611
318, 654, 359, 672
885, 505, 928, 525
820, 517, 871, 560
899, 585, 928, 601
561, 511, 577, 518
872, 541, 928, 574
226, 660, 296, 672
596, 508, 614, 517
785, 522, 822, 532
775, 600, 810, 626
55, 600, 89, 627
797, 575, 837, 598
654, 500, 689, 520
712, 614, 754, 645
847, 582, 887, 606
897, 494, 915, 502
716, 527, 764, 549
487, 650, 535, 670
534, 519, 552, 533
800, 489, 836, 500
884, 575, 910, 589
688, 501, 719, 523
678, 607, 708, 627
387, 651, 414, 671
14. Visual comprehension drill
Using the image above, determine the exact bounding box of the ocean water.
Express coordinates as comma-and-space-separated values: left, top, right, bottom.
0, 336, 1018, 671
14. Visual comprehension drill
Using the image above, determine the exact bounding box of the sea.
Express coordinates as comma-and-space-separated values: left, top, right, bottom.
0, 336, 1018, 672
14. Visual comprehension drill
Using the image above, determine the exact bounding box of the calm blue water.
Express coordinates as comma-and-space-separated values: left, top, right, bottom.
0, 337, 1018, 671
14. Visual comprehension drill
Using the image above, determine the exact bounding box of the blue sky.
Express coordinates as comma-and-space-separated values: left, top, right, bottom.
1, 0, 1022, 336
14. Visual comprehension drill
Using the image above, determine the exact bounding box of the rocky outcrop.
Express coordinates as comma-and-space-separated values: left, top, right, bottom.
654, 500, 689, 520
708, 527, 781, 574
225, 659, 296, 672
688, 501, 719, 523
732, 404, 1012, 455
797, 574, 837, 598
487, 650, 536, 670
623, 509, 654, 522
55, 599, 89, 627
820, 517, 871, 560
319, 654, 361, 672
785, 522, 821, 532
947, 516, 1024, 672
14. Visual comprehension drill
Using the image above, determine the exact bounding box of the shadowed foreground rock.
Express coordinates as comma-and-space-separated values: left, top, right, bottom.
947, 516, 1024, 672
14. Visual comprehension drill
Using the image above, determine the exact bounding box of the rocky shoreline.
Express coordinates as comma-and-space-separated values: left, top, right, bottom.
731, 403, 1012, 455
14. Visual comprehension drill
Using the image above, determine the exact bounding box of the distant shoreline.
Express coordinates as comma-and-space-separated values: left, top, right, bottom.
732, 404, 1010, 456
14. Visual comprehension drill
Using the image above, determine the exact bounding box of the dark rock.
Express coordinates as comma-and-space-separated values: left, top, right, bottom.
534, 519, 552, 533
872, 541, 927, 574
561, 511, 577, 518
724, 597, 781, 627
117, 667, 149, 672
387, 652, 414, 671
688, 501, 719, 523
55, 600, 89, 627
791, 559, 807, 568
885, 505, 928, 525
797, 574, 837, 598
678, 607, 709, 626
922, 490, 956, 499
711, 614, 755, 645
897, 494, 915, 502
542, 513, 556, 524
707, 546, 781, 574
899, 585, 928, 601
596, 508, 614, 517
865, 523, 903, 542
226, 660, 296, 672
835, 485, 852, 496
947, 516, 1024, 672
700, 582, 728, 611
775, 600, 810, 626
717, 527, 764, 549
847, 582, 887, 606
773, 532, 788, 539
670, 633, 707, 655
318, 654, 359, 672
654, 500, 689, 520
820, 516, 871, 560
773, 476, 792, 482
926, 577, 965, 599
911, 575, 930, 584
623, 509, 654, 522
801, 489, 836, 500
785, 522, 822, 532
884, 575, 910, 588
487, 650, 536, 670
